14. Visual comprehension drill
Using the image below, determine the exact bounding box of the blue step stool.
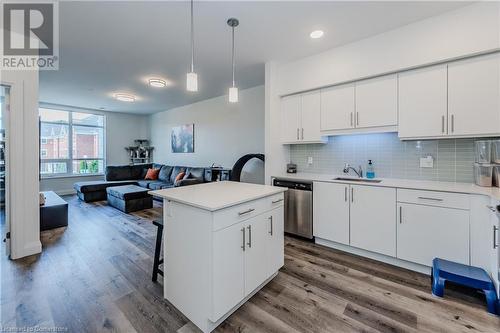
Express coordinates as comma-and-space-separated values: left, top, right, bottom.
432, 258, 498, 315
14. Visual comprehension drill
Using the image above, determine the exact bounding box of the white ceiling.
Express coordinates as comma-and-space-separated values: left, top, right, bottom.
40, 1, 470, 114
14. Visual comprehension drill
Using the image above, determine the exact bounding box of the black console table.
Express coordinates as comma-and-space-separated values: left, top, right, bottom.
40, 191, 68, 231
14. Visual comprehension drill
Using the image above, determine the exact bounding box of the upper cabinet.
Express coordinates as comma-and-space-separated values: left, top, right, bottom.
320, 75, 397, 135
320, 84, 355, 132
281, 91, 325, 144
399, 53, 500, 140
355, 75, 398, 129
398, 65, 448, 139
448, 54, 500, 136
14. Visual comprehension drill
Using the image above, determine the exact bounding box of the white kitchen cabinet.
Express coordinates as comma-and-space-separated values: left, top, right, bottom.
448, 54, 500, 136
355, 75, 398, 129
320, 84, 355, 132
313, 181, 350, 245
265, 207, 285, 278
281, 95, 301, 143
397, 202, 469, 266
349, 185, 396, 257
489, 201, 499, 295
281, 91, 324, 144
398, 65, 448, 139
244, 215, 270, 296
212, 221, 245, 320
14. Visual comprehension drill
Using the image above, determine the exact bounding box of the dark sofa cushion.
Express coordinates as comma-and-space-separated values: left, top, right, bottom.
74, 180, 138, 193
148, 181, 171, 190
106, 166, 132, 181
158, 165, 174, 181
170, 166, 187, 183
137, 180, 157, 188
131, 164, 151, 179
106, 185, 150, 200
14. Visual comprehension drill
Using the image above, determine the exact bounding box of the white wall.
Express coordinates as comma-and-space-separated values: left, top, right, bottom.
2, 69, 41, 259
266, 2, 500, 182
40, 105, 150, 194
149, 86, 265, 169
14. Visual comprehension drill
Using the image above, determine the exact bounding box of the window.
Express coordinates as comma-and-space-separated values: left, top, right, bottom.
40, 108, 105, 177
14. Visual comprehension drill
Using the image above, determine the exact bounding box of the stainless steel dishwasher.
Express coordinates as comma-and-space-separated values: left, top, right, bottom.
273, 178, 313, 239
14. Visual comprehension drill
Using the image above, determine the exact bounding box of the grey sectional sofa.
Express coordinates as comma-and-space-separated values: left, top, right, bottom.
74, 163, 208, 202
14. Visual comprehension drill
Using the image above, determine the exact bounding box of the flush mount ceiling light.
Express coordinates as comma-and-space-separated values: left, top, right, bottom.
310, 30, 324, 39
148, 78, 167, 88
114, 93, 136, 102
186, 0, 198, 92
227, 17, 239, 103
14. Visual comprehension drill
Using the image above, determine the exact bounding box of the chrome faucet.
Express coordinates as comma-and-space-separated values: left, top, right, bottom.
343, 163, 363, 178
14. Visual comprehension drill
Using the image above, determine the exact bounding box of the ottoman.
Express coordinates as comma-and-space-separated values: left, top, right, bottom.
106, 185, 153, 213
40, 191, 68, 231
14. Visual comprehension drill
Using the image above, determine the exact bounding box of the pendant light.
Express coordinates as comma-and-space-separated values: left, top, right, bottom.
186, 0, 198, 92
227, 18, 239, 103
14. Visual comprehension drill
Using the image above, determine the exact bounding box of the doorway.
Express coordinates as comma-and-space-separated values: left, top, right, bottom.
0, 86, 10, 256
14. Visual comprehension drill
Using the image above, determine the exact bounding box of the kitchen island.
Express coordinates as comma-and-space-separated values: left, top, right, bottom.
149, 181, 286, 333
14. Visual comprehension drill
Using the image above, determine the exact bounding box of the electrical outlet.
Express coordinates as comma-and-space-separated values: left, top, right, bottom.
420, 155, 434, 168
307, 157, 313, 165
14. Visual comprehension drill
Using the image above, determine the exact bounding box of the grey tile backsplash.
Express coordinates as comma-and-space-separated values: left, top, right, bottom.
289, 133, 491, 183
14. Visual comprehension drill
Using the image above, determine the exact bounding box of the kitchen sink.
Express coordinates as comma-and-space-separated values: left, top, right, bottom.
333, 177, 382, 183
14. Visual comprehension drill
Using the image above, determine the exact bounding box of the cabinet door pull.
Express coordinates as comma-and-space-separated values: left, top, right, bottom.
399, 206, 403, 224
351, 187, 354, 203
296, 128, 299, 140
301, 128, 304, 140
356, 112, 359, 126
344, 187, 347, 202
272, 198, 284, 204
238, 208, 255, 216
451, 114, 455, 133
350, 112, 353, 127
494, 226, 498, 249
241, 227, 246, 251
247, 225, 252, 248
269, 216, 273, 235
441, 115, 445, 133
417, 196, 443, 202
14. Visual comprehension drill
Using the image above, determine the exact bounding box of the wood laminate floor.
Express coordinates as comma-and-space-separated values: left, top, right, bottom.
1, 195, 499, 332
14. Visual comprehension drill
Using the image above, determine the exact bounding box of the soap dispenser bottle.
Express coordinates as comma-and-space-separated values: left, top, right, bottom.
366, 160, 375, 179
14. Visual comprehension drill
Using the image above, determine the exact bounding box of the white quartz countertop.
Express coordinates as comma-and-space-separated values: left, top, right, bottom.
272, 172, 500, 201
149, 181, 287, 211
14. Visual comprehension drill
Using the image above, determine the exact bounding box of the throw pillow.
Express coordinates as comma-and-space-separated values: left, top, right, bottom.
174, 171, 185, 183
144, 168, 160, 180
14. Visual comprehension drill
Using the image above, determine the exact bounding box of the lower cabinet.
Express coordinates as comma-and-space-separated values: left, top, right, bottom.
396, 203, 469, 266
212, 207, 284, 321
350, 185, 397, 257
313, 182, 350, 244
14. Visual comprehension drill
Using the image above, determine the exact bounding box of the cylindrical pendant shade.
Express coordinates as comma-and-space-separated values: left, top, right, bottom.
187, 72, 198, 92
229, 86, 238, 103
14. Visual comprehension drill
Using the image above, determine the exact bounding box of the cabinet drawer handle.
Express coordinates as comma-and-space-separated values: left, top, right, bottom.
241, 227, 245, 251
344, 186, 347, 202
417, 197, 443, 202
441, 115, 445, 133
494, 226, 498, 249
351, 187, 354, 203
247, 225, 252, 248
269, 216, 273, 235
272, 198, 284, 204
301, 128, 304, 140
350, 112, 353, 127
238, 208, 255, 216
296, 128, 299, 140
451, 114, 455, 133
356, 112, 359, 126
399, 206, 403, 224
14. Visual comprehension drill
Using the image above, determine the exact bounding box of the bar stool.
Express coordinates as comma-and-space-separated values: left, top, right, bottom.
152, 219, 164, 282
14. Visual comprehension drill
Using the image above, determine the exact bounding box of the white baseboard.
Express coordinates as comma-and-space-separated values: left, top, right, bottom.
315, 237, 431, 275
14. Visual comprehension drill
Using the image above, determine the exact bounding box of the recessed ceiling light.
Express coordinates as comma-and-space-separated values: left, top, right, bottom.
310, 30, 324, 39
114, 93, 136, 102
148, 78, 167, 88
